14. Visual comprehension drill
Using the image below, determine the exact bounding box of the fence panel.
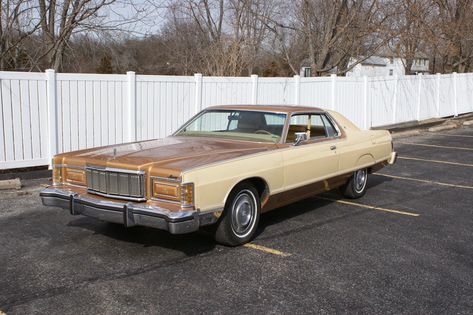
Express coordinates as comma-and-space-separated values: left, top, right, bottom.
456, 73, 473, 115
1, 70, 472, 170
369, 77, 397, 127
396, 76, 418, 123
136, 76, 195, 140
299, 77, 332, 108
334, 77, 364, 128
202, 76, 252, 108
257, 77, 293, 105
56, 73, 128, 154
0, 72, 48, 168
418, 75, 438, 120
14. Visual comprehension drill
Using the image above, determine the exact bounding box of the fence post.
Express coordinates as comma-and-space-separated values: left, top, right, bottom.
436, 73, 441, 117
46, 69, 57, 167
194, 73, 203, 113
453, 72, 458, 117
330, 74, 336, 110
416, 73, 423, 121
363, 76, 368, 129
127, 71, 137, 142
251, 74, 258, 104
294, 75, 300, 105
392, 74, 398, 124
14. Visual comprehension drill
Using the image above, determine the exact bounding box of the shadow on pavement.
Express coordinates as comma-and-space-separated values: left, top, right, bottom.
67, 217, 217, 256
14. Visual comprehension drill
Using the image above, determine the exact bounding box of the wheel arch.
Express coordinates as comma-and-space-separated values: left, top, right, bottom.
355, 153, 376, 172
224, 176, 270, 208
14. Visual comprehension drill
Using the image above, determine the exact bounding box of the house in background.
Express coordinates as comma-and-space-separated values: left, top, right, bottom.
345, 48, 430, 77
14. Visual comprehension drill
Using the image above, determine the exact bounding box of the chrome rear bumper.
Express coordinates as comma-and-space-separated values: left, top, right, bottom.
388, 151, 398, 165
40, 187, 218, 234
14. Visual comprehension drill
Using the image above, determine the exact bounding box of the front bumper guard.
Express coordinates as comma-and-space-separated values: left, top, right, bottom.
40, 187, 218, 234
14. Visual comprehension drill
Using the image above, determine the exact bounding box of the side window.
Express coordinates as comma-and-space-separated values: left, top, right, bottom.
321, 115, 338, 137
286, 113, 327, 143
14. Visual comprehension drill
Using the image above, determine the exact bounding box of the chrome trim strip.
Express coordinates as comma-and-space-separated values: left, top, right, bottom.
86, 165, 145, 175
85, 189, 147, 202
150, 176, 181, 183
172, 108, 288, 142
53, 164, 85, 170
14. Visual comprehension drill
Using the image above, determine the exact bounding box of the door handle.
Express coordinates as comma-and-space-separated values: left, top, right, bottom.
330, 145, 337, 150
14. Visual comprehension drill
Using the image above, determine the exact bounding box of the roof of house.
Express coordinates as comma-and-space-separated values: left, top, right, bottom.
361, 56, 387, 66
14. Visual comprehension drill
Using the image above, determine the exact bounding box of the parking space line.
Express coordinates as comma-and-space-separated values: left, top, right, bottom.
373, 173, 473, 190
436, 133, 473, 138
399, 156, 473, 167
397, 142, 473, 151
316, 196, 419, 217
244, 243, 292, 257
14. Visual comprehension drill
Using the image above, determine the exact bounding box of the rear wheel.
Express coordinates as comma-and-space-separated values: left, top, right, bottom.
340, 168, 368, 199
214, 183, 260, 246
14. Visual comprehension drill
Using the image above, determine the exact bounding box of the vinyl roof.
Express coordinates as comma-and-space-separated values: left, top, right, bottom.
206, 104, 326, 114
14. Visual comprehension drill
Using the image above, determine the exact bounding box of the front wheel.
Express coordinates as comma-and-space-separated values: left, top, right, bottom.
214, 183, 260, 246
340, 168, 368, 199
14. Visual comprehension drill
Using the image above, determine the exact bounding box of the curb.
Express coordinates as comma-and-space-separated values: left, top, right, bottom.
428, 123, 457, 132
391, 130, 421, 139
0, 178, 22, 190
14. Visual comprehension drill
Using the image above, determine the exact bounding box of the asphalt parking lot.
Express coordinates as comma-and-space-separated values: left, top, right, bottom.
1, 125, 473, 314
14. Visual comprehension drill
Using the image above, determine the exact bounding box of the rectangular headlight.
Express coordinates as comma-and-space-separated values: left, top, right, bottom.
64, 168, 86, 186
152, 180, 180, 202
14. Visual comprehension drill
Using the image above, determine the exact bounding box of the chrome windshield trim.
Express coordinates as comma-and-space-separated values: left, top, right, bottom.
172, 108, 287, 142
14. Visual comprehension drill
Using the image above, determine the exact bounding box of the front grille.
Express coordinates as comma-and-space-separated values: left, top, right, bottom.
85, 167, 146, 201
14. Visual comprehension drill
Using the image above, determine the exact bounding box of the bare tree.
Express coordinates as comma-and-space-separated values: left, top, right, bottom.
36, 0, 122, 70
432, 0, 473, 73
0, 0, 41, 70
259, 0, 392, 76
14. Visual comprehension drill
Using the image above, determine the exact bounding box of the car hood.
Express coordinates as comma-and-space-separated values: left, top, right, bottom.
58, 136, 276, 176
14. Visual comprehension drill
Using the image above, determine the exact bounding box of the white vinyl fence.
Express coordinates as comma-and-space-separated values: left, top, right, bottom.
1, 70, 472, 170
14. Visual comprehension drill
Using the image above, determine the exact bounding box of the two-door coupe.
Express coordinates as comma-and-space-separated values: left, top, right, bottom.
41, 105, 397, 245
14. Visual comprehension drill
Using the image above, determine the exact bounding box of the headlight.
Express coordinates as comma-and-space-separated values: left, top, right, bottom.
64, 168, 86, 186
152, 178, 194, 208
52, 163, 85, 186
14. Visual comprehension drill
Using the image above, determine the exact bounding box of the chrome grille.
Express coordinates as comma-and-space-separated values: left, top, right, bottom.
85, 167, 146, 201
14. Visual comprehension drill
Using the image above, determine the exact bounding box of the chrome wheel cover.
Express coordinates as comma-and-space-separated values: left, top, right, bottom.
354, 169, 368, 193
231, 189, 257, 238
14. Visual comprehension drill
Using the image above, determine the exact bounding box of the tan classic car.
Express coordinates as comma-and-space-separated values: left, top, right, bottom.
41, 105, 397, 246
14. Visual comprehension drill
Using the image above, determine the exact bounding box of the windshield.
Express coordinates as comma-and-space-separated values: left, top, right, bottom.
174, 110, 287, 143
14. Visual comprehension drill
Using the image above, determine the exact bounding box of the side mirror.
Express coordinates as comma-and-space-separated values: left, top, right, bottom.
293, 132, 308, 146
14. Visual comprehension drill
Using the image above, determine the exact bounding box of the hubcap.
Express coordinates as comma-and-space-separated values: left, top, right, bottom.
354, 169, 367, 193
231, 190, 257, 238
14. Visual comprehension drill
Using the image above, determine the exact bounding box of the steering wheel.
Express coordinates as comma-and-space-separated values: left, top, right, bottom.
254, 130, 272, 135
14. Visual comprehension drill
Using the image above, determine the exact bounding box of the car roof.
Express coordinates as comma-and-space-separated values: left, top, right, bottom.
205, 104, 326, 115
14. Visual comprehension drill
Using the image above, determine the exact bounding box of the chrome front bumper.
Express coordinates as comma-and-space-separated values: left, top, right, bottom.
40, 187, 218, 234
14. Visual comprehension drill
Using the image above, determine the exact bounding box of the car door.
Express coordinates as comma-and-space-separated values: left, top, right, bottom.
279, 113, 341, 203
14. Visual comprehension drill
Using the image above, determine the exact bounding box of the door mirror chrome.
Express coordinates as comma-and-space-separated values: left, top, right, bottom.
293, 132, 308, 146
